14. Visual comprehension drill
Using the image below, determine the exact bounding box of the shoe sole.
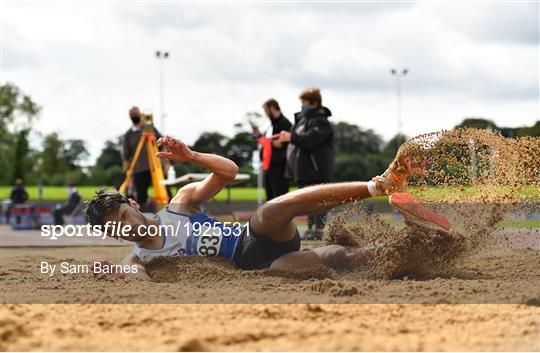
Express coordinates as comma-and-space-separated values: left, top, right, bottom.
389, 192, 452, 231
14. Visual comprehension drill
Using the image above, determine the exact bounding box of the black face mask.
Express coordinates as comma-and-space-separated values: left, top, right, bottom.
130, 115, 141, 124
301, 104, 311, 112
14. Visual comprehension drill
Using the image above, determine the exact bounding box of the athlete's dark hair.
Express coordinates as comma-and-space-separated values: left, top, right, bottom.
84, 189, 130, 226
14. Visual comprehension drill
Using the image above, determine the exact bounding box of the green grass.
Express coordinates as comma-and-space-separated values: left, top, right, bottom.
0, 185, 113, 201
0, 185, 283, 202
214, 187, 266, 201
499, 219, 540, 228
376, 213, 540, 229
2, 184, 539, 202
212, 188, 388, 202
0, 185, 389, 203
410, 185, 540, 201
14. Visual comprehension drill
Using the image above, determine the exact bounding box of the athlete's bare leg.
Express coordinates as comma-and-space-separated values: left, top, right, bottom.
250, 143, 417, 243
250, 181, 372, 243
270, 244, 377, 271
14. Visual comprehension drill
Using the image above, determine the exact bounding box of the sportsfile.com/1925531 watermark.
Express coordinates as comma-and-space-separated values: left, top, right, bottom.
40, 221, 244, 240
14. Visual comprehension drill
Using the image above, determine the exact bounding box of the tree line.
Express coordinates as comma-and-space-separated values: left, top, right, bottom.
1, 82, 538, 187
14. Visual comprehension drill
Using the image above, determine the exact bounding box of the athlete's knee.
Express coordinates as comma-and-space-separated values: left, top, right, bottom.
255, 195, 294, 224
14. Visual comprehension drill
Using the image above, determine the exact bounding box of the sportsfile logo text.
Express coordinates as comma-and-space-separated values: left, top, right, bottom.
40, 221, 244, 240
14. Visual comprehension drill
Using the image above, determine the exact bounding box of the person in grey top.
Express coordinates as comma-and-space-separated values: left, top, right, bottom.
122, 106, 169, 209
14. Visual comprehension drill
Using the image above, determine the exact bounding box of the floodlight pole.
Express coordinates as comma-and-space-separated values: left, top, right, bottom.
155, 50, 169, 132
390, 68, 408, 134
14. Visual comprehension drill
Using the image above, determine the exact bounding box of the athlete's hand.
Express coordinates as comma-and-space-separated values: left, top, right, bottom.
156, 135, 196, 162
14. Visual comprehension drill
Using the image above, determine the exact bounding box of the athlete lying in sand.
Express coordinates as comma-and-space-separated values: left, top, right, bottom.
85, 135, 451, 280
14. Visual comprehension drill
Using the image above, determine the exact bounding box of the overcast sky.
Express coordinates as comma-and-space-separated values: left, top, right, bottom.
1, 1, 538, 163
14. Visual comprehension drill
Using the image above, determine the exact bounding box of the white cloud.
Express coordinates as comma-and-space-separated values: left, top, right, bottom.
0, 2, 537, 163
431, 2, 538, 44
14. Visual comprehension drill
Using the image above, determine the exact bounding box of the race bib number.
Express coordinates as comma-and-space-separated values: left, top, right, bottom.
194, 223, 222, 257
184, 219, 241, 258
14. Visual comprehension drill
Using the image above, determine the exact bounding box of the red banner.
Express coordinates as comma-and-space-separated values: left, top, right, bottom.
257, 137, 272, 171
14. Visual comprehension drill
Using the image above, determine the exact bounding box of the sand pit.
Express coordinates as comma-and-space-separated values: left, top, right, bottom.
1, 303, 538, 351
1, 242, 539, 351
0, 233, 538, 306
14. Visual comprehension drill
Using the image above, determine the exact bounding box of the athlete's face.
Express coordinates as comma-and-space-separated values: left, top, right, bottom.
101, 201, 149, 242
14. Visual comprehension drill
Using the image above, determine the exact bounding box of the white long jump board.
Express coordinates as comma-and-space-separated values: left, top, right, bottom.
160, 173, 251, 186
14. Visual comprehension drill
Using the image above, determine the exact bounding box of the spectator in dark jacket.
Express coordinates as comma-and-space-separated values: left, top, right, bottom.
10, 179, 29, 204
251, 99, 292, 200
7, 179, 29, 220
278, 86, 335, 239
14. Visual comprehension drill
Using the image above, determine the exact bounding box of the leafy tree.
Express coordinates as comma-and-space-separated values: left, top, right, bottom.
332, 122, 383, 155
87, 166, 108, 186
455, 118, 540, 138
39, 132, 68, 180
173, 161, 205, 176
456, 118, 498, 130
62, 139, 89, 170
383, 133, 408, 157
225, 132, 257, 167
191, 132, 228, 156
12, 129, 31, 182
0, 82, 40, 184
96, 138, 123, 170
34, 133, 90, 184
65, 169, 90, 186
335, 153, 388, 182
0, 83, 40, 127
88, 165, 123, 188
517, 121, 540, 137
330, 122, 386, 181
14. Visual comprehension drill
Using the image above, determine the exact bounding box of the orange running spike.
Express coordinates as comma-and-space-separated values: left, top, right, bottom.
389, 192, 452, 231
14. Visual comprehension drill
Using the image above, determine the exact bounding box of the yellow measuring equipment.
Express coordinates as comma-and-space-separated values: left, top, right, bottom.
119, 112, 169, 206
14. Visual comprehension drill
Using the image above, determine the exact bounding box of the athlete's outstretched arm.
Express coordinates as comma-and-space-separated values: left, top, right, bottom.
156, 135, 238, 210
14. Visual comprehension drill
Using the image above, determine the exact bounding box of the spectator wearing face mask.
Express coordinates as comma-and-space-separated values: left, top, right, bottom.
278, 86, 335, 240
122, 106, 168, 209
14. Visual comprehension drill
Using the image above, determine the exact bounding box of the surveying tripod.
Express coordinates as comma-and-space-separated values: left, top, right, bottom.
119, 112, 169, 206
